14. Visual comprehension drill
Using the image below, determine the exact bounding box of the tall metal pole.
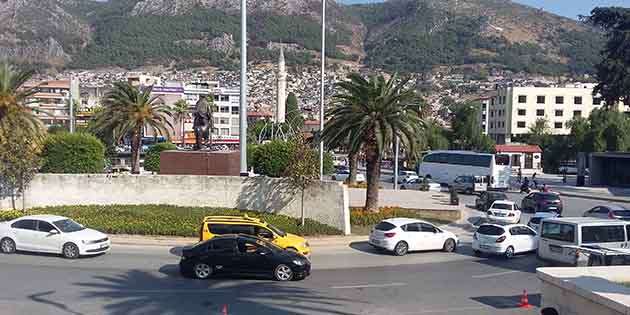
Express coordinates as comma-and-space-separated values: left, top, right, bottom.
68, 75, 75, 133
319, 0, 326, 180
394, 137, 400, 190
239, 0, 248, 176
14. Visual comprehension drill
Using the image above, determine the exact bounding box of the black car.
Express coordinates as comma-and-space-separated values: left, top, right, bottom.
179, 234, 310, 281
475, 191, 508, 211
521, 192, 563, 214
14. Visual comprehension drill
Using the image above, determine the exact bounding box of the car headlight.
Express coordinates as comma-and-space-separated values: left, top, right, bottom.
292, 259, 305, 266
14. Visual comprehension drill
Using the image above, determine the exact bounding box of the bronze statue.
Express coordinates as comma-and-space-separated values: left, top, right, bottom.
193, 95, 213, 150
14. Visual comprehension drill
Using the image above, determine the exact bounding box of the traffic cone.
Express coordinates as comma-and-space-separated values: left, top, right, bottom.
518, 290, 532, 308
222, 304, 228, 315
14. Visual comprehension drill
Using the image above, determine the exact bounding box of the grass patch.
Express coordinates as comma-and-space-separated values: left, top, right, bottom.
350, 207, 455, 234
0, 205, 341, 237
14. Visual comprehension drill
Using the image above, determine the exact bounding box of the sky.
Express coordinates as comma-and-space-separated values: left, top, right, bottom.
338, 0, 630, 19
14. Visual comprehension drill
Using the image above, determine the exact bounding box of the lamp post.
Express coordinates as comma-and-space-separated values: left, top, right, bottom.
319, 0, 326, 179
68, 75, 75, 133
239, 0, 248, 176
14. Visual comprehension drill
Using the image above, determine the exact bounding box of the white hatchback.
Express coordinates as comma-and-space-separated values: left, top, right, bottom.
486, 200, 521, 224
472, 223, 539, 259
369, 218, 458, 256
0, 215, 110, 259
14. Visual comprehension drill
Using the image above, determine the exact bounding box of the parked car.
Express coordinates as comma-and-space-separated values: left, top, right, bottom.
179, 234, 311, 281
475, 191, 509, 211
451, 175, 476, 194
583, 204, 630, 221
521, 192, 563, 214
199, 215, 310, 257
400, 177, 441, 192
486, 200, 522, 224
527, 212, 560, 233
0, 215, 110, 259
472, 223, 538, 259
369, 218, 458, 256
331, 169, 366, 183
395, 171, 419, 184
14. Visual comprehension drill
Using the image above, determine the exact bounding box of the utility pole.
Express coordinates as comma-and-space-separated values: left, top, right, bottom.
68, 75, 75, 133
394, 137, 400, 190
239, 0, 248, 176
319, 0, 326, 179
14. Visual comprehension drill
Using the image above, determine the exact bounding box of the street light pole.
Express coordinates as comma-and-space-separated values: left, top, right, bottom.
394, 137, 400, 190
68, 75, 75, 133
319, 0, 326, 180
239, 0, 248, 176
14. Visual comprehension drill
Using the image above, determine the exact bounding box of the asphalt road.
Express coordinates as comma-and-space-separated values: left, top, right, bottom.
0, 242, 543, 315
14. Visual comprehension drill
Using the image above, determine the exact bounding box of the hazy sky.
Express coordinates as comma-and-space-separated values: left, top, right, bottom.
338, 0, 630, 19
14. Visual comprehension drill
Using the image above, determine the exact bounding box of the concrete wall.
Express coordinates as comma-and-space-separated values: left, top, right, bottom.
0, 174, 351, 234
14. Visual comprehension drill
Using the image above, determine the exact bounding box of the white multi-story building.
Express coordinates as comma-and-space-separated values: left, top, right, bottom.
24, 79, 80, 128
476, 96, 492, 135
487, 83, 630, 144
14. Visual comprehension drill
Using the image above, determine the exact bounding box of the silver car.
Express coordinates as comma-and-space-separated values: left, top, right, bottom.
583, 205, 630, 220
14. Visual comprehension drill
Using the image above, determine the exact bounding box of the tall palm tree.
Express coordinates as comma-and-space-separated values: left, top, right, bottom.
91, 82, 173, 174
172, 99, 189, 146
323, 73, 425, 212
0, 62, 42, 138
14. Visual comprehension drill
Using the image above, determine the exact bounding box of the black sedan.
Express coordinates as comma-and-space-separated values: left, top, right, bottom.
179, 234, 311, 281
475, 191, 508, 211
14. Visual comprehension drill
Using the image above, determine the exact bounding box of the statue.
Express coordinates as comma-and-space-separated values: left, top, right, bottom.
193, 95, 213, 150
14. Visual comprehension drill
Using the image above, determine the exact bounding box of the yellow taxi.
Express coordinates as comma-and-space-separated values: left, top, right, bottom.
199, 215, 311, 257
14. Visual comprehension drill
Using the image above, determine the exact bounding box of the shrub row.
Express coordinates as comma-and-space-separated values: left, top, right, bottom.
350, 207, 453, 227
0, 205, 341, 236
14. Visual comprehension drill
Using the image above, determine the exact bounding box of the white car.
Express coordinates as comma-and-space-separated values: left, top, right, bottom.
486, 200, 522, 224
527, 212, 560, 233
396, 171, 419, 184
0, 215, 111, 259
472, 223, 539, 259
400, 177, 442, 192
369, 218, 458, 256
332, 169, 366, 183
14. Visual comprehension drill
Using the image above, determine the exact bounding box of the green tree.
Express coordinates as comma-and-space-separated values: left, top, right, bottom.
567, 117, 592, 154
172, 99, 189, 145
285, 92, 304, 130
0, 62, 42, 139
424, 119, 450, 151
527, 118, 552, 147
252, 140, 292, 177
588, 7, 630, 109
322, 73, 425, 212
448, 101, 495, 152
285, 135, 319, 226
40, 132, 106, 174
144, 142, 177, 173
90, 82, 174, 174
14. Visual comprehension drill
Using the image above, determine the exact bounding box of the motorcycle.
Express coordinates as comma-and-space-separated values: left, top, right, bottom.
520, 183, 531, 193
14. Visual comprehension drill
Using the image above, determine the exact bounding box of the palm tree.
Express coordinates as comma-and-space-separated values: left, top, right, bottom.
172, 99, 189, 146
323, 73, 425, 212
0, 62, 43, 138
91, 82, 173, 174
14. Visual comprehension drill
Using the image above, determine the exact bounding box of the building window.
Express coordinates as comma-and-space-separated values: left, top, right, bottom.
490, 111, 494, 118
231, 106, 239, 115
220, 128, 230, 136
537, 96, 546, 104
517, 121, 526, 128
574, 110, 582, 117
574, 96, 582, 105
231, 117, 239, 125
555, 96, 564, 104
536, 109, 545, 116
213, 95, 220, 101
490, 122, 495, 128
218, 118, 229, 125
593, 97, 602, 105
555, 110, 563, 117
220, 95, 229, 102
220, 106, 229, 113
554, 122, 563, 129
518, 109, 526, 116
518, 95, 527, 103
231, 127, 239, 136
482, 114, 486, 120
213, 117, 219, 125
482, 104, 487, 110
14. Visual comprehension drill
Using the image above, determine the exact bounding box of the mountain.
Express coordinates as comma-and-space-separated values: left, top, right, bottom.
0, 0, 603, 75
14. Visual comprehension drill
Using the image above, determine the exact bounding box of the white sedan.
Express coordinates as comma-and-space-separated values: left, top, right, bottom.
400, 178, 442, 192
332, 169, 366, 183
369, 218, 458, 256
0, 215, 111, 259
472, 223, 538, 259
486, 200, 522, 224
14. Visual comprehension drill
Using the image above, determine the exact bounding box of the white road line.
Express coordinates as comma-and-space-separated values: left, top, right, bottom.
330, 282, 407, 289
471, 270, 519, 279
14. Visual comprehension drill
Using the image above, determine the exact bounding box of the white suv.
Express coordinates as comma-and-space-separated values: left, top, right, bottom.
369, 218, 458, 256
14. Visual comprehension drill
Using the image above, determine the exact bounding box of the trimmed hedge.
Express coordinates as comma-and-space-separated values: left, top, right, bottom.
351, 207, 453, 227
0, 205, 341, 236
40, 132, 105, 173
144, 142, 177, 173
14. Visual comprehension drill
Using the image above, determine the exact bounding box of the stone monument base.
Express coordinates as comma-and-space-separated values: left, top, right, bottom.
159, 150, 240, 176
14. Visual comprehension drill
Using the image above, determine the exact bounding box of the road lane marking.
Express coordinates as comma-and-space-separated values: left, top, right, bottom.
471, 270, 519, 279
330, 282, 407, 289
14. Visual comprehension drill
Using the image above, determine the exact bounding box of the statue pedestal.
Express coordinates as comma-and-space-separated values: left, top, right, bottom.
159, 150, 240, 176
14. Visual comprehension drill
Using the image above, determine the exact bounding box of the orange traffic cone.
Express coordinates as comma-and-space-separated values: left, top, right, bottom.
518, 290, 532, 308
222, 304, 228, 315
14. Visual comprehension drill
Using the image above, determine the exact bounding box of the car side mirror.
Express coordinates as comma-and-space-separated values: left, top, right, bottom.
49, 229, 59, 235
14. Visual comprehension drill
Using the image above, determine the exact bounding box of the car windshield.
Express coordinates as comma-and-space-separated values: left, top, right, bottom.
613, 210, 630, 217
266, 223, 287, 237
53, 219, 85, 233
375, 221, 396, 231
478, 225, 505, 236
492, 203, 511, 210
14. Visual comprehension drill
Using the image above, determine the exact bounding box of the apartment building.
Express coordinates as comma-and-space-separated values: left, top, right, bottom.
476, 96, 492, 135
487, 83, 630, 144
24, 79, 80, 128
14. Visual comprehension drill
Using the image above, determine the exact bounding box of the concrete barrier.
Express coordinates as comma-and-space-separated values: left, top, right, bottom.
0, 174, 351, 234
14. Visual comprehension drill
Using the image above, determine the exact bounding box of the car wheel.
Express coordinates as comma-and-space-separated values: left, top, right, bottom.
473, 250, 482, 257
274, 264, 294, 281
393, 241, 408, 256
443, 239, 456, 252
193, 263, 213, 279
0, 237, 16, 254
62, 242, 80, 259
332, 176, 337, 181
504, 246, 515, 259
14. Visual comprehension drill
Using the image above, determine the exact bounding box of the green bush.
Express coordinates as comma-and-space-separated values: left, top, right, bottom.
322, 152, 334, 175
40, 132, 106, 173
0, 205, 341, 236
350, 207, 453, 227
252, 140, 292, 177
144, 142, 177, 173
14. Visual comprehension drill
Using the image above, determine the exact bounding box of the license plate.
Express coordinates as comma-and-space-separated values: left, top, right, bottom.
371, 239, 380, 245
480, 245, 492, 250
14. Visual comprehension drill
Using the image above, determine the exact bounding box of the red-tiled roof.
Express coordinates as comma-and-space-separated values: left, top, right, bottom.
495, 144, 542, 154
24, 80, 70, 89
247, 111, 273, 117
304, 120, 320, 126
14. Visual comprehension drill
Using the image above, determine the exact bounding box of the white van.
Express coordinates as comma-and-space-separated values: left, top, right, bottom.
538, 217, 630, 265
